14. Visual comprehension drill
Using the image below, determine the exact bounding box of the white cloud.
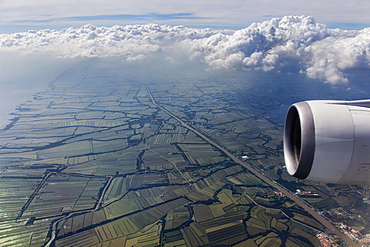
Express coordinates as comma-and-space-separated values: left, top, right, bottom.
182, 16, 369, 83
1, 16, 370, 84
0, 24, 225, 58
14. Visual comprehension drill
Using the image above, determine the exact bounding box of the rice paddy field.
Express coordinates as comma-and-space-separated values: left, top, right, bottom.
0, 61, 366, 246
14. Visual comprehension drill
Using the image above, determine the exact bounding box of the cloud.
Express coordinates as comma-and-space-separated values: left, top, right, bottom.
182, 15, 363, 83
0, 23, 225, 59
304, 28, 370, 83
1, 15, 370, 84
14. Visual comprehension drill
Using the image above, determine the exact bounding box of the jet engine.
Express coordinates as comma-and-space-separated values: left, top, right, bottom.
284, 100, 370, 185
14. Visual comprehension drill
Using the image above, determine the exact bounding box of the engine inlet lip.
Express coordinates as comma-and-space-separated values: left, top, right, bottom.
284, 102, 315, 179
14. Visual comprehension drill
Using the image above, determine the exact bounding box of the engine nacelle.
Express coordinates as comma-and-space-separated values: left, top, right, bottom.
284, 100, 370, 184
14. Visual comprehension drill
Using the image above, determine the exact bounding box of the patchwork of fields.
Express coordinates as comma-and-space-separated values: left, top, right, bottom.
1, 62, 364, 246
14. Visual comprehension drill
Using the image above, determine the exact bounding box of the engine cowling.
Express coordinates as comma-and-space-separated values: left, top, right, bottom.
284, 100, 370, 184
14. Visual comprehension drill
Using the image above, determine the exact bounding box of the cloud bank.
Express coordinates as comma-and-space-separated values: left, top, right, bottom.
1, 16, 369, 84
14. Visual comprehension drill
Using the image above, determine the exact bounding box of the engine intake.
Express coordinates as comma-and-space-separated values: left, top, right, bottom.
284, 100, 370, 184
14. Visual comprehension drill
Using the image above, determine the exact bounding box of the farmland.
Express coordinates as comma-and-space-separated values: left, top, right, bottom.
0, 60, 367, 246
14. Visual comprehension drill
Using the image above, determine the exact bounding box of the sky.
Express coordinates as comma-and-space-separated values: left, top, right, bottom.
1, 0, 370, 33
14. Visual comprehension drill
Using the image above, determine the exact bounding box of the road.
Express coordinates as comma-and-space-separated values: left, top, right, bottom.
146, 85, 360, 247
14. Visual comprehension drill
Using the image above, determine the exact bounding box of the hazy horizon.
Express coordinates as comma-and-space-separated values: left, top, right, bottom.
1, 16, 370, 129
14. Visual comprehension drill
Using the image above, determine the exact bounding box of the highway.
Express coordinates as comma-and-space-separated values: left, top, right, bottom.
146, 85, 360, 247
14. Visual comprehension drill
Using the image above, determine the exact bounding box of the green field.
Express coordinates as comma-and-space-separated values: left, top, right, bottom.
0, 62, 364, 246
